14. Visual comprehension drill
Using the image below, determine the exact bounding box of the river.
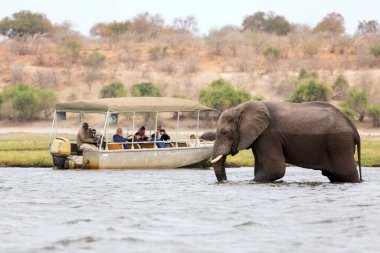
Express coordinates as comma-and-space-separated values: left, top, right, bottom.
1, 167, 380, 253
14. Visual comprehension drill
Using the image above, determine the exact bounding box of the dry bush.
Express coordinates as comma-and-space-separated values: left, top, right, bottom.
34, 70, 59, 88
10, 40, 34, 55
329, 35, 354, 55
156, 59, 176, 74
276, 78, 297, 97
234, 54, 256, 72
10, 65, 24, 83
356, 47, 377, 68
183, 58, 199, 74
302, 39, 321, 57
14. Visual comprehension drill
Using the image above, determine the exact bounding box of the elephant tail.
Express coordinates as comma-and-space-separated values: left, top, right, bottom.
356, 138, 362, 182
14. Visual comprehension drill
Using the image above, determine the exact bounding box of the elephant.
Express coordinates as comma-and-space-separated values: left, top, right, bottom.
211, 101, 362, 183
200, 131, 216, 141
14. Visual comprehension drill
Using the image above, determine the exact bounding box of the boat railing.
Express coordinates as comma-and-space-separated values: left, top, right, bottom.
105, 139, 208, 150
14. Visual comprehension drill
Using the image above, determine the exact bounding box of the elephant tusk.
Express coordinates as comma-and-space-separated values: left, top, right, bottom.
211, 155, 223, 164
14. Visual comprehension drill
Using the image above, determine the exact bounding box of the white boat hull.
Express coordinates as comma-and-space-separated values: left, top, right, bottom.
82, 145, 213, 169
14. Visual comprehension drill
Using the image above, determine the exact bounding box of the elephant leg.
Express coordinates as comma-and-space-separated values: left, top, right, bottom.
252, 137, 286, 182
324, 156, 360, 183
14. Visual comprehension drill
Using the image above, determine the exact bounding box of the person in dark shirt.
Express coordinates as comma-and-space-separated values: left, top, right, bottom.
135, 126, 150, 142
113, 128, 129, 149
151, 126, 170, 148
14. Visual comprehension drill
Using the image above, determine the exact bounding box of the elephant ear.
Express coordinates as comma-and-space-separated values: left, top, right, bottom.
237, 101, 271, 151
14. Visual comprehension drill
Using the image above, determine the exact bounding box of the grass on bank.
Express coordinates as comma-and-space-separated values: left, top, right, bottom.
0, 134, 379, 168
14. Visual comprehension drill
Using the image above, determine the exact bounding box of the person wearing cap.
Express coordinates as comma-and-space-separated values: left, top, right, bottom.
113, 128, 129, 149
76, 122, 98, 151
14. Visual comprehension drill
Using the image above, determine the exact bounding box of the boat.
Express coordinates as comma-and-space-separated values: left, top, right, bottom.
48, 97, 215, 169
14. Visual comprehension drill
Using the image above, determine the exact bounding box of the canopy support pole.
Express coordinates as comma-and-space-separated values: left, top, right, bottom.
100, 111, 110, 150
196, 111, 200, 147
176, 111, 180, 148
131, 112, 136, 149
48, 110, 57, 148
154, 111, 158, 148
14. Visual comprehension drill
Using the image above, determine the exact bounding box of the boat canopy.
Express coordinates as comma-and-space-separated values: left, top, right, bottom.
56, 97, 214, 113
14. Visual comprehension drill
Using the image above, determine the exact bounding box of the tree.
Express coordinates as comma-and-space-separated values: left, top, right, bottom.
356, 20, 380, 36
100, 81, 127, 98
172, 16, 199, 34
131, 82, 161, 97
368, 105, 380, 127
199, 78, 251, 115
332, 74, 349, 100
298, 68, 318, 80
0, 83, 57, 120
0, 10, 53, 37
242, 11, 292, 35
83, 50, 106, 91
314, 12, 345, 34
370, 44, 380, 57
342, 89, 368, 122
90, 21, 130, 38
288, 79, 331, 103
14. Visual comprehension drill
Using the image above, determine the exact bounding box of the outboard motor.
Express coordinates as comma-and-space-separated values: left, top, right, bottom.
49, 137, 71, 169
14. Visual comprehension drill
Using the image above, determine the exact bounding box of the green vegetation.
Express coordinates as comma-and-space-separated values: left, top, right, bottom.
226, 140, 380, 167
0, 83, 57, 120
332, 74, 349, 100
367, 105, 380, 127
131, 82, 161, 97
62, 37, 82, 60
100, 81, 127, 98
342, 88, 368, 122
0, 10, 53, 37
263, 46, 280, 59
242, 11, 292, 35
370, 44, 380, 57
90, 21, 131, 37
199, 78, 251, 115
83, 50, 106, 69
298, 68, 318, 80
313, 12, 345, 34
288, 79, 331, 103
1, 133, 379, 168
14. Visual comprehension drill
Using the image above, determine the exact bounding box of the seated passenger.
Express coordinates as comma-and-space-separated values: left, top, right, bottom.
112, 128, 128, 149
135, 126, 150, 141
151, 126, 170, 148
76, 122, 98, 151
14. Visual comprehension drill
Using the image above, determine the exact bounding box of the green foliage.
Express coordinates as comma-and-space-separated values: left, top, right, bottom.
370, 44, 380, 57
83, 50, 106, 69
199, 78, 251, 115
90, 21, 130, 37
0, 10, 53, 37
100, 81, 127, 98
314, 12, 345, 34
149, 46, 167, 61
63, 37, 82, 59
263, 47, 280, 59
342, 88, 368, 122
1, 83, 57, 120
298, 68, 318, 79
242, 11, 292, 35
131, 82, 161, 97
332, 74, 349, 99
288, 79, 331, 103
253, 95, 266, 101
368, 105, 380, 127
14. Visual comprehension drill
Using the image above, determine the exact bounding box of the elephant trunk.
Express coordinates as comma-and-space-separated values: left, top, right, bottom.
212, 155, 227, 182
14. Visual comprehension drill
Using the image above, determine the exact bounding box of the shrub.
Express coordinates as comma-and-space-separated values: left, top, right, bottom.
370, 44, 380, 57
100, 81, 127, 98
253, 95, 266, 101
0, 10, 53, 37
199, 78, 251, 115
263, 47, 280, 59
288, 79, 331, 103
342, 88, 368, 122
368, 105, 380, 127
313, 12, 345, 34
242, 11, 292, 35
131, 82, 161, 97
83, 50, 106, 69
332, 74, 349, 100
1, 83, 57, 120
149, 46, 167, 61
298, 68, 318, 79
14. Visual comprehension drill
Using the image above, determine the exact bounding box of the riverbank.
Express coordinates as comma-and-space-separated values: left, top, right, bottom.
0, 133, 379, 168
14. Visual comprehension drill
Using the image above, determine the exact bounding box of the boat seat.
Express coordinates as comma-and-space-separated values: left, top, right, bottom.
126, 143, 141, 149
164, 143, 174, 148
140, 143, 155, 149
108, 143, 124, 150
177, 142, 188, 148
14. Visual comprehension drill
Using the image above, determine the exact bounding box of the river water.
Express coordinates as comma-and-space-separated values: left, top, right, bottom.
1, 167, 380, 253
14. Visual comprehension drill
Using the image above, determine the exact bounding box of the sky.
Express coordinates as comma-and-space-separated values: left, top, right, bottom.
0, 0, 379, 36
